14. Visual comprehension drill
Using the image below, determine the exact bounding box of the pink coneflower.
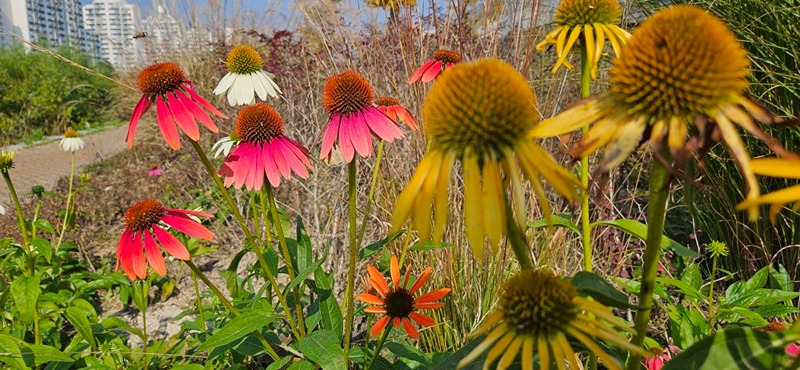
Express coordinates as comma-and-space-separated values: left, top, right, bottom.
148, 165, 163, 177
319, 70, 404, 163
408, 50, 461, 84
116, 200, 213, 280
643, 345, 680, 370
128, 62, 227, 150
219, 103, 313, 190
375, 97, 418, 131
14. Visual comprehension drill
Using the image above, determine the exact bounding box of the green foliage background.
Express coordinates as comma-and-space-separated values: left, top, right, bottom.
0, 45, 118, 145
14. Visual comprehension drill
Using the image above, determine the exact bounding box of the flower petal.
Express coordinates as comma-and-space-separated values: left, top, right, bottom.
415, 288, 450, 304
401, 317, 420, 339
357, 293, 384, 305
409, 266, 432, 294
371, 316, 390, 337
409, 312, 435, 327
127, 95, 151, 148
144, 230, 166, 276
160, 215, 214, 240
152, 226, 191, 260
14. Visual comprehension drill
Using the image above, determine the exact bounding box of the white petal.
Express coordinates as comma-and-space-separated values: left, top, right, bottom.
226, 83, 238, 106
239, 74, 255, 105
252, 72, 268, 101
259, 70, 281, 97
213, 72, 236, 95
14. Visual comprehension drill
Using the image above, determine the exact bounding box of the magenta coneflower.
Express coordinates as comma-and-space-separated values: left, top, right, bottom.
319, 70, 404, 163
116, 200, 213, 280
219, 103, 313, 190
375, 97, 418, 131
128, 62, 227, 150
408, 50, 461, 84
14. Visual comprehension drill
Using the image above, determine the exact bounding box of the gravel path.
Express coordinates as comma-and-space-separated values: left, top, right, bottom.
0, 126, 128, 203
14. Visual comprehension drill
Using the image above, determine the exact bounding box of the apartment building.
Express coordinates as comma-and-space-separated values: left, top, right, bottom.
82, 0, 143, 68
0, 0, 101, 58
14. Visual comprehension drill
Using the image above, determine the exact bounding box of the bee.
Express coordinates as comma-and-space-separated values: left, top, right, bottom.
132, 32, 148, 39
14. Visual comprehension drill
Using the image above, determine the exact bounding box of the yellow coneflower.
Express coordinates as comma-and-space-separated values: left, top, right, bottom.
536, 0, 630, 78
532, 5, 793, 220
736, 158, 800, 221
458, 269, 642, 370
0, 150, 14, 174
391, 59, 580, 259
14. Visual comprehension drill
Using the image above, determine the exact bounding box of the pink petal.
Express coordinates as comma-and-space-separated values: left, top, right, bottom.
262, 142, 282, 188
131, 231, 148, 279
144, 230, 166, 276
320, 114, 341, 160
365, 108, 404, 142
127, 95, 152, 149
252, 143, 266, 190
350, 111, 373, 158
421, 61, 444, 83
152, 226, 191, 260
174, 89, 216, 131
286, 137, 313, 169
116, 229, 135, 279
160, 215, 214, 240
270, 138, 292, 179
338, 114, 356, 162
244, 143, 261, 190
156, 96, 181, 150
166, 208, 214, 218
182, 83, 227, 121
278, 138, 309, 179
167, 92, 200, 141
408, 59, 436, 83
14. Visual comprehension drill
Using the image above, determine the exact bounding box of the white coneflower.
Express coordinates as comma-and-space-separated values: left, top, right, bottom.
211, 132, 239, 158
60, 129, 85, 152
213, 45, 281, 106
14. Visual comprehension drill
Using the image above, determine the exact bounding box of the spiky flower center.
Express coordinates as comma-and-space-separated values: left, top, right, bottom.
323, 70, 375, 114
499, 269, 578, 338
226, 46, 263, 74
762, 321, 787, 332
607, 6, 749, 119
124, 199, 166, 231
64, 129, 79, 138
375, 97, 400, 107
433, 50, 461, 63
235, 103, 285, 143
0, 150, 14, 173
423, 59, 539, 156
137, 62, 186, 96
555, 0, 621, 27
383, 288, 415, 319
31, 185, 45, 197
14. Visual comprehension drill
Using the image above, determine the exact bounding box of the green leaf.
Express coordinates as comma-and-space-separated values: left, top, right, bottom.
385, 342, 431, 367
285, 249, 328, 294
314, 268, 343, 340
11, 275, 41, 324
65, 306, 97, 351
33, 219, 55, 234
0, 335, 26, 369
744, 266, 769, 291
360, 231, 403, 259
287, 360, 317, 370
298, 330, 346, 370
726, 289, 800, 308
197, 309, 273, 352
267, 356, 293, 370
528, 213, 580, 235
592, 219, 699, 257
21, 344, 74, 366
657, 277, 704, 301
662, 327, 799, 370
681, 264, 702, 292
410, 240, 455, 251
294, 216, 313, 272
571, 272, 633, 308
768, 264, 793, 292
753, 304, 799, 318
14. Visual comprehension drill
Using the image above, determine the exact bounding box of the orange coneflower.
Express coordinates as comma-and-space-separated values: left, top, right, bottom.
128, 62, 227, 150
319, 70, 404, 162
408, 49, 461, 84
116, 200, 213, 280
357, 255, 449, 339
375, 97, 418, 131
218, 103, 313, 190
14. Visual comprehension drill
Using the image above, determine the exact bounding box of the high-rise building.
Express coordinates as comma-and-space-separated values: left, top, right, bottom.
82, 0, 144, 68
0, 0, 102, 58
139, 1, 212, 59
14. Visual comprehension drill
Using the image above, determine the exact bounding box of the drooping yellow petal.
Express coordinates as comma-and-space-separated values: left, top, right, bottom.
503, 153, 527, 230
433, 151, 456, 243
571, 117, 622, 159
553, 26, 582, 73
716, 112, 759, 220
482, 158, 506, 250
413, 151, 443, 240
391, 152, 438, 233
593, 23, 606, 72
737, 185, 800, 207
600, 116, 648, 172
556, 332, 580, 370
584, 24, 597, 78
667, 116, 688, 157
604, 24, 630, 55
521, 336, 534, 370
521, 142, 580, 200
457, 324, 508, 369
472, 310, 504, 336
484, 331, 516, 369
498, 336, 524, 370
537, 336, 550, 370
566, 327, 622, 370
750, 158, 800, 179
599, 23, 623, 57
463, 150, 486, 260
536, 28, 564, 51
550, 333, 566, 370
555, 26, 570, 62
530, 99, 602, 138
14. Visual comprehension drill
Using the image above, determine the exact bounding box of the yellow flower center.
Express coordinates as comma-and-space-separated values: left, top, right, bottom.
137, 62, 186, 96
124, 199, 166, 231
607, 5, 749, 119
433, 50, 461, 63
322, 70, 375, 115
0, 150, 14, 173
423, 59, 538, 157
375, 97, 400, 107
499, 269, 578, 338
235, 103, 285, 143
555, 0, 622, 27
226, 45, 263, 74
64, 129, 79, 138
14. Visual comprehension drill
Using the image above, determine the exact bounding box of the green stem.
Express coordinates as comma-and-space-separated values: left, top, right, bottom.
343, 160, 359, 367
189, 140, 252, 239
140, 281, 149, 369
505, 197, 533, 269
191, 270, 207, 333
250, 192, 262, 241
397, 231, 414, 268
707, 255, 718, 335
366, 327, 391, 370
31, 198, 42, 240
185, 260, 281, 360
33, 304, 40, 345
626, 158, 672, 370
3, 172, 30, 251
265, 185, 307, 336
357, 140, 385, 247
55, 153, 76, 252
579, 40, 592, 273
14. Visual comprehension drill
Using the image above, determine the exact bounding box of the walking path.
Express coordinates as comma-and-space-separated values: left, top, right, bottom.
0, 125, 128, 202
